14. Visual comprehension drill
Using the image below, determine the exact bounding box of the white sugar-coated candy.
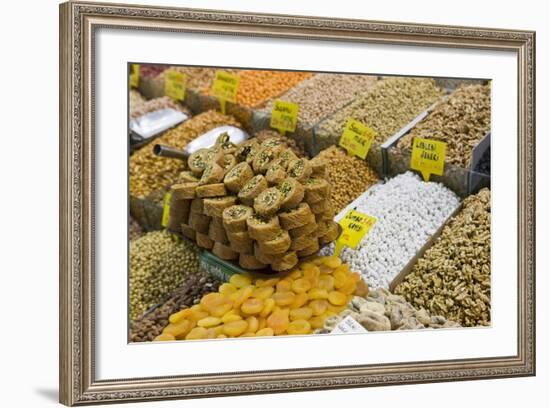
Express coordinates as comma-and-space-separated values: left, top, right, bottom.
322, 172, 459, 290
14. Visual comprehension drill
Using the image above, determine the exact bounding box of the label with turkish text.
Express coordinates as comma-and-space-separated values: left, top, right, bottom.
270, 100, 299, 134
164, 71, 186, 101
338, 118, 376, 159
410, 137, 447, 182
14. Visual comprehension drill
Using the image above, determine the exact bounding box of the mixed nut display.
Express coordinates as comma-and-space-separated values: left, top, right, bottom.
128, 65, 492, 342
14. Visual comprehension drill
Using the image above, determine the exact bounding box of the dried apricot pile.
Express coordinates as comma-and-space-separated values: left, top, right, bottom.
154, 255, 367, 341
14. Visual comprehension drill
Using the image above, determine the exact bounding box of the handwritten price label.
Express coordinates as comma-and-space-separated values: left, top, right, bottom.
161, 191, 172, 228
410, 137, 447, 182
129, 64, 140, 89
338, 118, 376, 159
164, 71, 186, 101
212, 70, 239, 100
270, 100, 299, 134
335, 209, 376, 256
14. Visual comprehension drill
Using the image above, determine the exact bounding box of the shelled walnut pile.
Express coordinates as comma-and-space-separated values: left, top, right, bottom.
165, 134, 339, 271
394, 188, 491, 326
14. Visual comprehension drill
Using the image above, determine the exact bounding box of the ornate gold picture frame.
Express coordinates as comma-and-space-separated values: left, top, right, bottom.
59, 1, 535, 405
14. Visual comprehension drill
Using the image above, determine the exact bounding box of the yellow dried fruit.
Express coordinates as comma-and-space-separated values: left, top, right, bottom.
291, 278, 312, 294
276, 279, 293, 292
246, 316, 259, 333
252, 286, 274, 300
186, 327, 209, 340
221, 311, 242, 323
290, 293, 309, 309
328, 291, 347, 306
290, 307, 313, 321
287, 319, 311, 335
260, 298, 276, 318
223, 320, 249, 337
168, 308, 192, 324
309, 299, 328, 316
318, 275, 335, 291
197, 317, 222, 328
321, 256, 342, 268
232, 286, 254, 308
267, 308, 289, 334
241, 298, 264, 315
273, 291, 296, 306
229, 274, 252, 288
308, 288, 329, 300
256, 328, 274, 337
219, 283, 238, 295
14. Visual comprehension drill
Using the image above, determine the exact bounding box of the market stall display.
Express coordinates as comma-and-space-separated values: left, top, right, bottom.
126, 67, 493, 343
153, 255, 363, 340
394, 188, 491, 326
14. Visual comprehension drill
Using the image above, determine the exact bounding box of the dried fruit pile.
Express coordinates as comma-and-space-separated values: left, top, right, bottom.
129, 110, 241, 198
394, 188, 491, 326
154, 256, 367, 340
397, 84, 491, 167
167, 135, 339, 271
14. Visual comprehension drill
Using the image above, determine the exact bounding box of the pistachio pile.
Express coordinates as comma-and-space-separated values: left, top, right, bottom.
166, 135, 339, 271
254, 129, 307, 158
129, 230, 202, 321
316, 289, 460, 333
129, 110, 241, 198
315, 77, 444, 150
314, 146, 380, 212
397, 84, 491, 168
394, 188, 491, 326
262, 74, 378, 130
130, 272, 222, 342
130, 95, 192, 120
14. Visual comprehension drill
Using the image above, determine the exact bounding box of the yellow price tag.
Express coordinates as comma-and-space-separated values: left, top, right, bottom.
410, 137, 447, 182
270, 100, 299, 135
161, 191, 172, 228
334, 210, 376, 256
338, 118, 376, 159
164, 71, 187, 101
129, 64, 140, 89
212, 71, 240, 114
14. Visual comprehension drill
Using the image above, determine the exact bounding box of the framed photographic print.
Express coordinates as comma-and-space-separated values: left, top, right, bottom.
59, 1, 536, 405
